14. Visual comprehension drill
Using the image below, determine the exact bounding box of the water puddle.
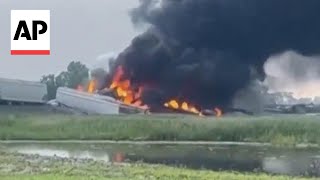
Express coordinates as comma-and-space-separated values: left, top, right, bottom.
2, 142, 320, 177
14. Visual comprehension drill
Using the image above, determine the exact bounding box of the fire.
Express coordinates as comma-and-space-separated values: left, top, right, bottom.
77, 65, 222, 117
214, 107, 223, 118
76, 85, 84, 92
164, 99, 200, 114
76, 80, 97, 94
109, 66, 148, 109
88, 79, 97, 94
164, 100, 179, 109
164, 99, 223, 117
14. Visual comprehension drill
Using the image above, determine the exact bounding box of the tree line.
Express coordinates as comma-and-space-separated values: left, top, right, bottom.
40, 61, 89, 100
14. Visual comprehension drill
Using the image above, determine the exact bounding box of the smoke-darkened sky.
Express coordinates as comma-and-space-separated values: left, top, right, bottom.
113, 0, 320, 108
0, 0, 139, 80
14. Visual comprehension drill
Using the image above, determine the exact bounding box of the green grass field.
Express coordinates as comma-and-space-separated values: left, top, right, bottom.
2, 172, 312, 180
0, 152, 315, 180
0, 113, 320, 145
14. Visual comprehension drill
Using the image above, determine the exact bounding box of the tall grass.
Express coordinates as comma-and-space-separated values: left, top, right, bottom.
0, 152, 312, 180
0, 114, 320, 145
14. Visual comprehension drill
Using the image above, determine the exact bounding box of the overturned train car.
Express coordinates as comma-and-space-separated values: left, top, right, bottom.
0, 78, 47, 104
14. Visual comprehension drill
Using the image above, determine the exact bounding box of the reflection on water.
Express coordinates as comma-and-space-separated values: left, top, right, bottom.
262, 156, 320, 176
3, 143, 320, 177
16, 148, 110, 162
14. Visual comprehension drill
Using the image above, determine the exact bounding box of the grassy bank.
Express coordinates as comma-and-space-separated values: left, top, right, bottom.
0, 152, 314, 180
0, 114, 320, 145
1, 171, 312, 180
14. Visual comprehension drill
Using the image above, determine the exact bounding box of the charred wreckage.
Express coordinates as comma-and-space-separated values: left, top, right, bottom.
1, 76, 319, 117
2, 1, 320, 117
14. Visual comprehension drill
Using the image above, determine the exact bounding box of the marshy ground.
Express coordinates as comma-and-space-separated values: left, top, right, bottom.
1, 106, 320, 179
0, 112, 320, 146
0, 151, 317, 180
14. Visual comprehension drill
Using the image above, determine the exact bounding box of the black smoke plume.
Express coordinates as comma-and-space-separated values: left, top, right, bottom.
110, 0, 320, 109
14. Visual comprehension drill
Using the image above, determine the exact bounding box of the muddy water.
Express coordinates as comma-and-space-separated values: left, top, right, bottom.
1, 142, 320, 177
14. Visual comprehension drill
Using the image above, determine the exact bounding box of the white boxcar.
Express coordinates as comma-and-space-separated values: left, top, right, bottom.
56, 87, 119, 115
0, 78, 47, 103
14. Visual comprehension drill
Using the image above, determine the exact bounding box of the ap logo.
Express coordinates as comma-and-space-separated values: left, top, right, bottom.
11, 10, 50, 55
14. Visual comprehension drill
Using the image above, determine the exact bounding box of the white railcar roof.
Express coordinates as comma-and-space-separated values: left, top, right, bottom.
0, 77, 46, 87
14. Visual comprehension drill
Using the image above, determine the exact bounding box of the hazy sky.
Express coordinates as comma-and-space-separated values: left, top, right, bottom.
0, 0, 140, 80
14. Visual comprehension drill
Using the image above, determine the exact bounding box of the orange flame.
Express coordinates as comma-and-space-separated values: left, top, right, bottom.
164, 100, 179, 109
109, 66, 148, 109
164, 99, 223, 117
214, 107, 223, 118
88, 79, 97, 94
164, 99, 200, 115
76, 85, 84, 92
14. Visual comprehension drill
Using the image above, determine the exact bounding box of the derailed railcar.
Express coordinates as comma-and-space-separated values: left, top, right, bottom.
0, 78, 47, 104
56, 87, 120, 115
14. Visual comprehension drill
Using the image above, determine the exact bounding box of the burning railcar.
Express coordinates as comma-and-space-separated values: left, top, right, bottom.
65, 0, 320, 117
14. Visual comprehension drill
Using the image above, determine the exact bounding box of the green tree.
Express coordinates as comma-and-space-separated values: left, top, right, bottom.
66, 61, 89, 89
55, 71, 69, 87
41, 61, 89, 100
40, 74, 57, 100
